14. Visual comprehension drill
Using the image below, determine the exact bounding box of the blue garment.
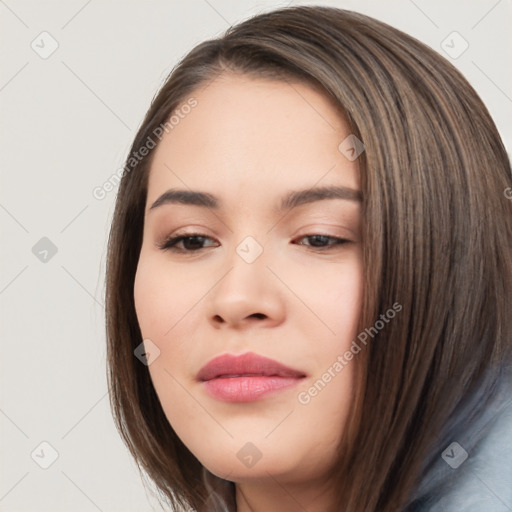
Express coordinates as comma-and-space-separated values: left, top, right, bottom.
409, 365, 512, 511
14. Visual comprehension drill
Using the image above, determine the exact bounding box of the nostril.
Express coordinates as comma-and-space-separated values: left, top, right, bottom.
250, 313, 266, 319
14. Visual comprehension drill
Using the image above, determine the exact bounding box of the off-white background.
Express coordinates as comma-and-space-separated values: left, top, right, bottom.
0, 1, 510, 510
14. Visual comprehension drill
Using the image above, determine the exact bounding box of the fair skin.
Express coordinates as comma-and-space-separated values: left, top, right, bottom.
133, 72, 363, 511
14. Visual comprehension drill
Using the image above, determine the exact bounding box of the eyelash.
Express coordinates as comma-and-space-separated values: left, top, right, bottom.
157, 233, 351, 253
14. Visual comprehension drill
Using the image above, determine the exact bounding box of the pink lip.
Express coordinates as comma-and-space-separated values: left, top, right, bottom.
197, 352, 306, 402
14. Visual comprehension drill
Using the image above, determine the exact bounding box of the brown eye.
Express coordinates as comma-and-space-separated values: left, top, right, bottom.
158, 233, 218, 252
294, 234, 351, 250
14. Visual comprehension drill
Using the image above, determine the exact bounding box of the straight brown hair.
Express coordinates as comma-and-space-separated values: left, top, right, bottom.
105, 6, 512, 511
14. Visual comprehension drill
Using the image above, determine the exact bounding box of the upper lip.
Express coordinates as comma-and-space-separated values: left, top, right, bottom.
197, 352, 306, 381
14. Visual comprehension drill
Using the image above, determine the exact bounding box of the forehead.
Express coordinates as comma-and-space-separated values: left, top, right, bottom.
146, 73, 360, 211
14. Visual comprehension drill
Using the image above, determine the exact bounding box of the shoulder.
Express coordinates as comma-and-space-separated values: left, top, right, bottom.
410, 366, 512, 511
431, 399, 512, 511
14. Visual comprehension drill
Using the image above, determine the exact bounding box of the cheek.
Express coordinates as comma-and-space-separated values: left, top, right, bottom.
134, 262, 163, 336
133, 254, 198, 338
292, 255, 363, 341
329, 270, 363, 334
133, 253, 209, 388
133, 257, 198, 419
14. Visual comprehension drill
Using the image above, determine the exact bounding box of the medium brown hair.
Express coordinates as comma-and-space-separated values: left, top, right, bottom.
105, 6, 512, 511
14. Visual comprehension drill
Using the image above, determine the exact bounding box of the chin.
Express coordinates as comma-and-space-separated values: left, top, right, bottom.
193, 441, 308, 483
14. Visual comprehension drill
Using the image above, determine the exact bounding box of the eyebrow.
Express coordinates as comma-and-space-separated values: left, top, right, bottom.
149, 185, 362, 213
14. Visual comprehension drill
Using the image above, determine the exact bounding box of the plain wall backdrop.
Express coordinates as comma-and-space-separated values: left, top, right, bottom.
1, 0, 511, 510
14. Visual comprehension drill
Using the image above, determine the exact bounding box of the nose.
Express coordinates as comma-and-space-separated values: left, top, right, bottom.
206, 242, 285, 331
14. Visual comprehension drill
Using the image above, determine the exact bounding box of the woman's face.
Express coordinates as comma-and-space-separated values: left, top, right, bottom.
134, 73, 363, 488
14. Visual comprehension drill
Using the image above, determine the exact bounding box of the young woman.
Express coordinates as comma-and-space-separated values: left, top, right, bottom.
105, 6, 512, 511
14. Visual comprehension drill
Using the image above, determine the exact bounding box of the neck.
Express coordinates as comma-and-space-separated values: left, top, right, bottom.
235, 476, 336, 512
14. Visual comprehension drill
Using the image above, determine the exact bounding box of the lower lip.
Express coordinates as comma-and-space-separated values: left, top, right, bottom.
202, 376, 303, 402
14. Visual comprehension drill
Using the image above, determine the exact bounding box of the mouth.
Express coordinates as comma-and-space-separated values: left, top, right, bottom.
197, 352, 307, 402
